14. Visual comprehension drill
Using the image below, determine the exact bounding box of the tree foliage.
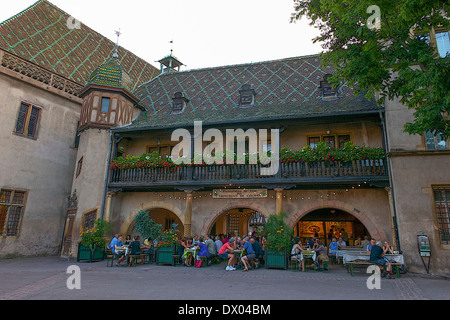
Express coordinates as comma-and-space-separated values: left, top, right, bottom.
291, 0, 450, 139
133, 210, 163, 241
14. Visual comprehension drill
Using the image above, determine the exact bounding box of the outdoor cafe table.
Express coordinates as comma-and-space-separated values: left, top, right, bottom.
342, 252, 405, 265
299, 251, 316, 271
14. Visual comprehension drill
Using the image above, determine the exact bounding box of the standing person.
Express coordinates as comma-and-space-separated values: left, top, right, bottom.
218, 238, 237, 270
370, 241, 394, 279
327, 229, 334, 241
340, 229, 349, 246
241, 237, 256, 271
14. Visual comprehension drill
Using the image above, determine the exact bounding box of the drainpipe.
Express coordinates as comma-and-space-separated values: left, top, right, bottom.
378, 108, 402, 252
100, 130, 114, 220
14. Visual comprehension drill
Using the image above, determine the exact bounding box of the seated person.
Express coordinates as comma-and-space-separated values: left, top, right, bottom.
370, 241, 393, 279
196, 237, 210, 265
366, 239, 376, 253
143, 237, 154, 254
110, 234, 126, 266
181, 237, 193, 266
291, 239, 305, 260
329, 238, 338, 255
383, 241, 394, 255
312, 239, 329, 270
241, 237, 256, 271
218, 238, 237, 270
127, 236, 141, 266
337, 237, 346, 249
251, 237, 264, 260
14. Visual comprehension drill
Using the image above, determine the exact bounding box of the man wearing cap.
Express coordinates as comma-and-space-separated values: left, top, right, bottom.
218, 238, 238, 270
241, 237, 256, 271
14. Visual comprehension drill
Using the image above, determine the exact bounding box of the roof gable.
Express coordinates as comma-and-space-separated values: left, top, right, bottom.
0, 0, 159, 89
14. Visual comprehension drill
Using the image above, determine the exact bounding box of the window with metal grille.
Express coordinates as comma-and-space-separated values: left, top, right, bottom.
433, 187, 450, 244
0, 189, 26, 237
82, 209, 98, 231
14, 102, 41, 139
226, 214, 240, 236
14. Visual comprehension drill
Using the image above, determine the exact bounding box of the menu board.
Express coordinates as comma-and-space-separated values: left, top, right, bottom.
418, 235, 431, 257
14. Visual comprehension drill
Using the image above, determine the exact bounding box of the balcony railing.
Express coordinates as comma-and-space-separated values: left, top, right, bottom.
108, 159, 388, 188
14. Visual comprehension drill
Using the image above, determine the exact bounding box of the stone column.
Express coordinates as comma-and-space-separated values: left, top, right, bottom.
275, 188, 284, 214
104, 191, 116, 222
184, 190, 193, 237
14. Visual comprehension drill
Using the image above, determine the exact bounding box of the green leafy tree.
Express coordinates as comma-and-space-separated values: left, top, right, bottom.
291, 0, 450, 139
133, 210, 163, 241
263, 212, 293, 252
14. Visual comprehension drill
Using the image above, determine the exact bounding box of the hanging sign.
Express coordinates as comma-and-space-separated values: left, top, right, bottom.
213, 189, 268, 199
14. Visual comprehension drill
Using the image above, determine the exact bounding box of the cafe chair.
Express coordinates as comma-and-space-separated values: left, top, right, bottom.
290, 257, 300, 272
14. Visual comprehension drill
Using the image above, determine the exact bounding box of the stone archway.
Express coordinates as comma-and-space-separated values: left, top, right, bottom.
120, 201, 185, 236
287, 200, 387, 242
200, 200, 271, 236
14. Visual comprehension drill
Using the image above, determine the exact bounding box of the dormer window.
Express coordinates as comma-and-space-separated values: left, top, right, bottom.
171, 92, 189, 114
238, 84, 256, 107
319, 74, 339, 101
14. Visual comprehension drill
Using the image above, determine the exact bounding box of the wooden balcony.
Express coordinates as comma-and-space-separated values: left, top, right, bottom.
108, 159, 389, 190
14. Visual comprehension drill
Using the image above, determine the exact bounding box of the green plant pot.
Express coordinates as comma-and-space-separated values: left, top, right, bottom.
265, 249, 288, 270
157, 246, 175, 265
77, 244, 91, 262
77, 244, 105, 262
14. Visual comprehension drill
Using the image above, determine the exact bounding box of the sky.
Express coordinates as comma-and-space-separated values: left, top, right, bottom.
0, 0, 324, 70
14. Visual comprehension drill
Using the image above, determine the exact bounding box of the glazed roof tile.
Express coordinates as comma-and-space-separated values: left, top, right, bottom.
0, 0, 159, 89
121, 55, 378, 131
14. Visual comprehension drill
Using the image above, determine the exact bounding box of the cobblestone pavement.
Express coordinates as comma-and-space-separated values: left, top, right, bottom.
0, 256, 448, 301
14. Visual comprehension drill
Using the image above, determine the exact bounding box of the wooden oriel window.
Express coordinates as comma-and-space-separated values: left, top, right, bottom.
101, 97, 111, 113
14, 102, 41, 139
0, 189, 27, 237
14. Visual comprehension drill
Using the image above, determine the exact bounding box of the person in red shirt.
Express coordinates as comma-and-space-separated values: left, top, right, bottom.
219, 238, 237, 270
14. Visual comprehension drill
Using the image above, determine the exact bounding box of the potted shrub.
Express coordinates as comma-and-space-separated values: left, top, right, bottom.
263, 212, 293, 270
156, 223, 180, 265
77, 219, 111, 262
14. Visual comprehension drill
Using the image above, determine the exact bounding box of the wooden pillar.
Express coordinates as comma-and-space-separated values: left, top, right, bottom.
184, 190, 193, 237
275, 188, 284, 214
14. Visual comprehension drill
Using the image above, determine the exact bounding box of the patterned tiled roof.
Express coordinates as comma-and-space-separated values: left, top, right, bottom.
120, 55, 378, 131
87, 56, 134, 93
0, 0, 159, 89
